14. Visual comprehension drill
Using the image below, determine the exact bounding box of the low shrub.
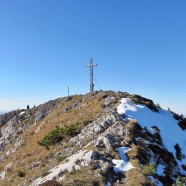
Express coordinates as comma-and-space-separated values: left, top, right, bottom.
174, 143, 182, 160
177, 176, 186, 186
17, 170, 26, 177
178, 119, 186, 130
143, 163, 157, 176
61, 124, 79, 137
38, 125, 79, 148
38, 126, 63, 147
39, 180, 62, 186
70, 169, 81, 175
56, 156, 65, 164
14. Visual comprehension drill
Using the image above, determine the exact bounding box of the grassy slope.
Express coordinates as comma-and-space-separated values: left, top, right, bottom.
0, 93, 105, 186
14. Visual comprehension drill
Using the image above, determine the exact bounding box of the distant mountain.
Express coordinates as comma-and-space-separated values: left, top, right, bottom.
0, 91, 185, 186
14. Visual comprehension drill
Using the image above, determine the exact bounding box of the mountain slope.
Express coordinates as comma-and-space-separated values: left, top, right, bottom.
0, 91, 185, 186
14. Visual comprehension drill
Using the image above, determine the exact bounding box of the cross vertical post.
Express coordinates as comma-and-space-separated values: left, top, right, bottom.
86, 58, 98, 92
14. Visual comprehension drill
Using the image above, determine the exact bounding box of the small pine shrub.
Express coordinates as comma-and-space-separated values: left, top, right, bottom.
174, 143, 182, 160
143, 163, 157, 176
17, 170, 26, 177
38, 125, 79, 148
70, 169, 80, 175
56, 156, 64, 164
61, 124, 79, 137
38, 126, 63, 147
177, 176, 186, 186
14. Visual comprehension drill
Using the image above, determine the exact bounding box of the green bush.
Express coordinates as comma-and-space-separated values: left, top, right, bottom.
17, 170, 26, 177
177, 176, 186, 186
56, 156, 65, 164
61, 124, 79, 137
70, 169, 80, 175
174, 143, 182, 160
38, 126, 63, 147
143, 163, 157, 176
38, 125, 79, 148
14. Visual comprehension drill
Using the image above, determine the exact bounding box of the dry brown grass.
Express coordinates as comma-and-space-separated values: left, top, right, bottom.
125, 120, 143, 144
127, 144, 148, 165
60, 168, 105, 186
126, 168, 154, 186
39, 180, 62, 186
0, 93, 106, 185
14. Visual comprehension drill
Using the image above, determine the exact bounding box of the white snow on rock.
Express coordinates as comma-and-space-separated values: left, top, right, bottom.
31, 150, 95, 186
146, 127, 156, 135
0, 171, 6, 180
112, 147, 134, 173
117, 98, 186, 174
105, 181, 111, 186
0, 162, 12, 180
19, 111, 26, 115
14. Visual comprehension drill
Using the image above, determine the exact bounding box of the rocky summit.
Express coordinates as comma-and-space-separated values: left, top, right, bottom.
0, 91, 185, 186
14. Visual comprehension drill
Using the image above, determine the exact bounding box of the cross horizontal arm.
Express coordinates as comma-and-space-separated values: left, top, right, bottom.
86, 64, 98, 67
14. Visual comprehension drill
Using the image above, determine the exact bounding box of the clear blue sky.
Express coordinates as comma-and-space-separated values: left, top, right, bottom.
0, 0, 185, 115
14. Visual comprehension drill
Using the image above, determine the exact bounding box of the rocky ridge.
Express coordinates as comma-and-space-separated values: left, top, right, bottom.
0, 91, 185, 186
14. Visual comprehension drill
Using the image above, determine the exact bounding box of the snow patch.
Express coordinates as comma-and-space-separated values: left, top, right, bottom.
0, 162, 12, 180
112, 147, 134, 173
147, 127, 156, 135
156, 164, 166, 176
19, 111, 26, 115
0, 171, 6, 180
149, 176, 163, 186
105, 181, 111, 186
117, 98, 186, 175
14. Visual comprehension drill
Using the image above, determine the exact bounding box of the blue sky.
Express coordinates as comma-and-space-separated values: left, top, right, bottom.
0, 0, 185, 115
